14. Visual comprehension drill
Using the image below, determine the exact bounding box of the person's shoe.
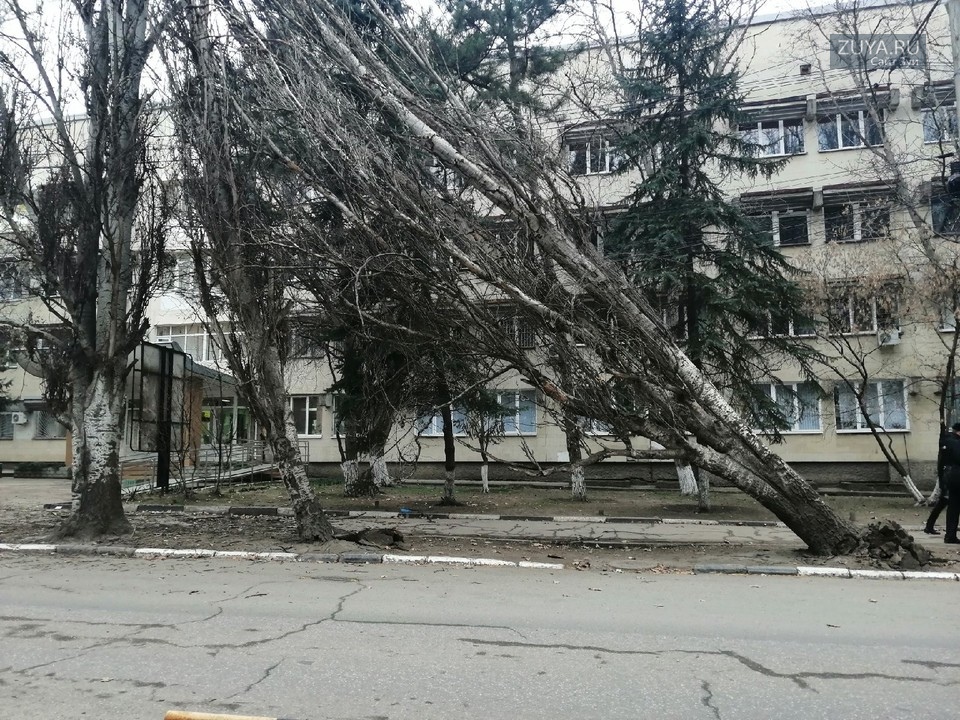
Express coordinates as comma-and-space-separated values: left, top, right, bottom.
924, 527, 941, 535
945, 537, 960, 544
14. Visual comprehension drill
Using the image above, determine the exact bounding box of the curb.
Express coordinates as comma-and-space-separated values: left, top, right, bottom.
131, 504, 786, 528
0, 542, 563, 570
694, 563, 960, 581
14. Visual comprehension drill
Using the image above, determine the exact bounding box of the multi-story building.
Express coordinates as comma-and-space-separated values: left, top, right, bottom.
2, 1, 957, 490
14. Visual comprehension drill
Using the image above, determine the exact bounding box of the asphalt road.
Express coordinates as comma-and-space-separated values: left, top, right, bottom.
0, 554, 957, 720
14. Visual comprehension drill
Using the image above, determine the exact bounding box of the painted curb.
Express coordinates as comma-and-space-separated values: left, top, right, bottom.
125, 505, 788, 530
694, 563, 959, 581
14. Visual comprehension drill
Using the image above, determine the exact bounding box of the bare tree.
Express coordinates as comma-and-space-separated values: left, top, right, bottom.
165, 3, 335, 540
0, 0, 176, 537
792, 0, 958, 503
184, 0, 875, 555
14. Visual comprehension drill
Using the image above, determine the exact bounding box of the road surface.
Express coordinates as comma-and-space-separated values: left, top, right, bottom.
0, 554, 957, 719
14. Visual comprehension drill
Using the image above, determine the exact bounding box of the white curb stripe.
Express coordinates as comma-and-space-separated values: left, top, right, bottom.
553, 516, 606, 523
519, 560, 564, 569
902, 571, 960, 580
797, 566, 852, 578
0, 543, 57, 552
849, 569, 903, 580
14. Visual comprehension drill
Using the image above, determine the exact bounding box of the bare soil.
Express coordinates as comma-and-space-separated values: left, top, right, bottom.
2, 479, 958, 572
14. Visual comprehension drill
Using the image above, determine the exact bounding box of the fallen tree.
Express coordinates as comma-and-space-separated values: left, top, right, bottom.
192, 0, 877, 554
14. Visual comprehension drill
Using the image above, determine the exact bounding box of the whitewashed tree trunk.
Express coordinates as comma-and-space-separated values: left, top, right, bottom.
570, 464, 586, 500
897, 473, 925, 504
442, 467, 456, 504
61, 371, 131, 538
370, 452, 392, 488
342, 459, 360, 495
480, 462, 490, 493
676, 461, 697, 495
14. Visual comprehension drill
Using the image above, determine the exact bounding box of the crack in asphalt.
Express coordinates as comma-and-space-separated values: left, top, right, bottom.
700, 680, 721, 720
458, 640, 957, 690
228, 659, 284, 699
902, 659, 960, 671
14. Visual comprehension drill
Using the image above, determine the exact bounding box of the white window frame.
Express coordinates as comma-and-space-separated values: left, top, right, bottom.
416, 406, 468, 437
834, 380, 908, 433
565, 132, 619, 176
817, 109, 883, 151
752, 382, 822, 434
751, 210, 811, 247
922, 105, 958, 144
827, 287, 898, 336
34, 410, 67, 440
155, 324, 221, 363
749, 311, 816, 339
739, 118, 805, 156
824, 203, 890, 243
578, 416, 613, 436
288, 394, 322, 437
498, 390, 537, 436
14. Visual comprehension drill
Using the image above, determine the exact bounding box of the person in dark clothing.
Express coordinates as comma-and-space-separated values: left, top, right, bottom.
939, 422, 960, 544
924, 428, 951, 534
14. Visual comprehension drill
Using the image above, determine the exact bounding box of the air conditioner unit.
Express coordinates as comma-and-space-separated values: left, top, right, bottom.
878, 328, 902, 347
10, 411, 28, 425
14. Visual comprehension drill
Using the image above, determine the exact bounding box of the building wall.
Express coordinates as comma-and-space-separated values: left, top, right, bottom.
1, 1, 955, 485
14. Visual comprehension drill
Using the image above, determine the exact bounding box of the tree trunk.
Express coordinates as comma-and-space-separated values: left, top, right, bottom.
896, 472, 925, 504
442, 466, 456, 504
341, 459, 360, 496
696, 472, 711, 513
480, 461, 490, 493
369, 452, 392, 488
675, 461, 697, 495
570, 464, 586, 500
267, 419, 333, 541
58, 371, 131, 539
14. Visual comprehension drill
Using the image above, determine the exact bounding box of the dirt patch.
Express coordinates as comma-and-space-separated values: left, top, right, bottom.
3, 479, 958, 572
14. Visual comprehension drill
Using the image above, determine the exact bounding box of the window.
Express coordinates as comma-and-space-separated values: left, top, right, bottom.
753, 382, 821, 432
922, 106, 958, 144
565, 130, 620, 175
0, 412, 12, 440
417, 406, 468, 437
824, 203, 889, 243
940, 297, 959, 331
739, 118, 804, 156
749, 211, 809, 247
817, 109, 883, 151
578, 416, 612, 435
156, 324, 221, 363
288, 395, 321, 436
0, 260, 26, 301
932, 193, 960, 236
495, 308, 536, 349
834, 380, 907, 431
35, 411, 67, 439
498, 390, 537, 435
750, 310, 815, 338
826, 285, 898, 334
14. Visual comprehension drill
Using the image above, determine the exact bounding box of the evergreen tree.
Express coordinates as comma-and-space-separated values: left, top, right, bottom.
608, 0, 818, 433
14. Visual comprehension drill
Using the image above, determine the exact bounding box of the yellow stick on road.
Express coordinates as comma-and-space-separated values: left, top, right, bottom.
164, 711, 291, 720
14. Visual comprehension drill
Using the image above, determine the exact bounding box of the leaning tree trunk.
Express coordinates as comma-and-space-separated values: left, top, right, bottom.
227, 0, 863, 555
261, 352, 335, 541
59, 370, 132, 539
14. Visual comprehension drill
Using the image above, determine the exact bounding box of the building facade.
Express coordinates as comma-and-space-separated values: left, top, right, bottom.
2, 1, 958, 489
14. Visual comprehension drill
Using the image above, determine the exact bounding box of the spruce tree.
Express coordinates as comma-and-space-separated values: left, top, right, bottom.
608, 0, 817, 433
